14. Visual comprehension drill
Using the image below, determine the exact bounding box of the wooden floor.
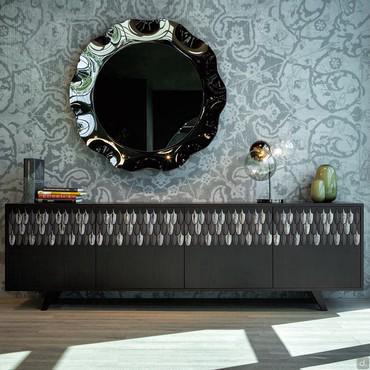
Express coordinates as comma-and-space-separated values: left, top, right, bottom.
0, 298, 369, 370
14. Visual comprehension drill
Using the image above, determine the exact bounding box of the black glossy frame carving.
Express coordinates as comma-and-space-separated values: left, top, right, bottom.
70, 19, 226, 171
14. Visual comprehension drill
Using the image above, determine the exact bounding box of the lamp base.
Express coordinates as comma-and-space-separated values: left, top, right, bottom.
257, 199, 284, 203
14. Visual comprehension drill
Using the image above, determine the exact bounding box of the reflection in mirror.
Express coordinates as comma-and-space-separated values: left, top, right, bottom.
94, 43, 203, 152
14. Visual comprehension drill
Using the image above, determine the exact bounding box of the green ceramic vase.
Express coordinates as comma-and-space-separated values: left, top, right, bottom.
315, 164, 337, 202
310, 179, 326, 202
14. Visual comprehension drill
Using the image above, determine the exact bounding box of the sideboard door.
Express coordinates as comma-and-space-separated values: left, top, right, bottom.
95, 207, 184, 289
185, 206, 273, 289
273, 205, 363, 289
6, 206, 96, 291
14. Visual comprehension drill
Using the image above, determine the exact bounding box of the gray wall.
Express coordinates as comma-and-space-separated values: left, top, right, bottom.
0, 0, 369, 298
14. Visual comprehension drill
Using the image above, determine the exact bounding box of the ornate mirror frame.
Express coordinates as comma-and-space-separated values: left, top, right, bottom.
70, 19, 226, 171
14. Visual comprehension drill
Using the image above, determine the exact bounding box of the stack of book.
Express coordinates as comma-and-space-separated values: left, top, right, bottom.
35, 187, 86, 203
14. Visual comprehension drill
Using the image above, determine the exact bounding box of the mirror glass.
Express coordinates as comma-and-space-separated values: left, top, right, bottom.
93, 42, 203, 152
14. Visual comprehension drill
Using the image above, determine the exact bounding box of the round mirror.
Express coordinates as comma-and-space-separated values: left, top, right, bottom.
94, 42, 203, 151
70, 19, 226, 171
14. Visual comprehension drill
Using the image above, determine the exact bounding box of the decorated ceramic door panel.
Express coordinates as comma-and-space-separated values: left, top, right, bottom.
94, 206, 184, 289
6, 205, 95, 290
272, 204, 363, 289
185, 205, 273, 288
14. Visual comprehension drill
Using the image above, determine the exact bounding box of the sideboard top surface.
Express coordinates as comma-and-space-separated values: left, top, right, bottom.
5, 202, 364, 209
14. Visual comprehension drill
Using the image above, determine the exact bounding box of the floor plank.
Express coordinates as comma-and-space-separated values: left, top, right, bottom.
0, 298, 369, 369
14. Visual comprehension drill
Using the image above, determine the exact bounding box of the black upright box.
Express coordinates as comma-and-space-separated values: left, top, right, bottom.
23, 158, 44, 203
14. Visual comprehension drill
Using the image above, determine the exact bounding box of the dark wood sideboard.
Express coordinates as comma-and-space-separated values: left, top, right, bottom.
5, 203, 363, 310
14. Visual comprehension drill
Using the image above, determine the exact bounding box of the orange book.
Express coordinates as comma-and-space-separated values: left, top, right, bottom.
37, 193, 78, 200
37, 191, 85, 196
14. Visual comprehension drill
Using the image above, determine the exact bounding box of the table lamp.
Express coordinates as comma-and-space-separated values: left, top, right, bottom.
245, 140, 283, 203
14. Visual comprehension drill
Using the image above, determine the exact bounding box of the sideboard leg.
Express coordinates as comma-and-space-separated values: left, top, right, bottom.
40, 291, 61, 311
311, 290, 327, 311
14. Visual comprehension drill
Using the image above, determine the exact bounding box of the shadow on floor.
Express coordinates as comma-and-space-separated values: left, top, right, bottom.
1, 298, 369, 370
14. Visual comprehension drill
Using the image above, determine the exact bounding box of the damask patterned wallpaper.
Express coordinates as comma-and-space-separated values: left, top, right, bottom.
0, 0, 369, 298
